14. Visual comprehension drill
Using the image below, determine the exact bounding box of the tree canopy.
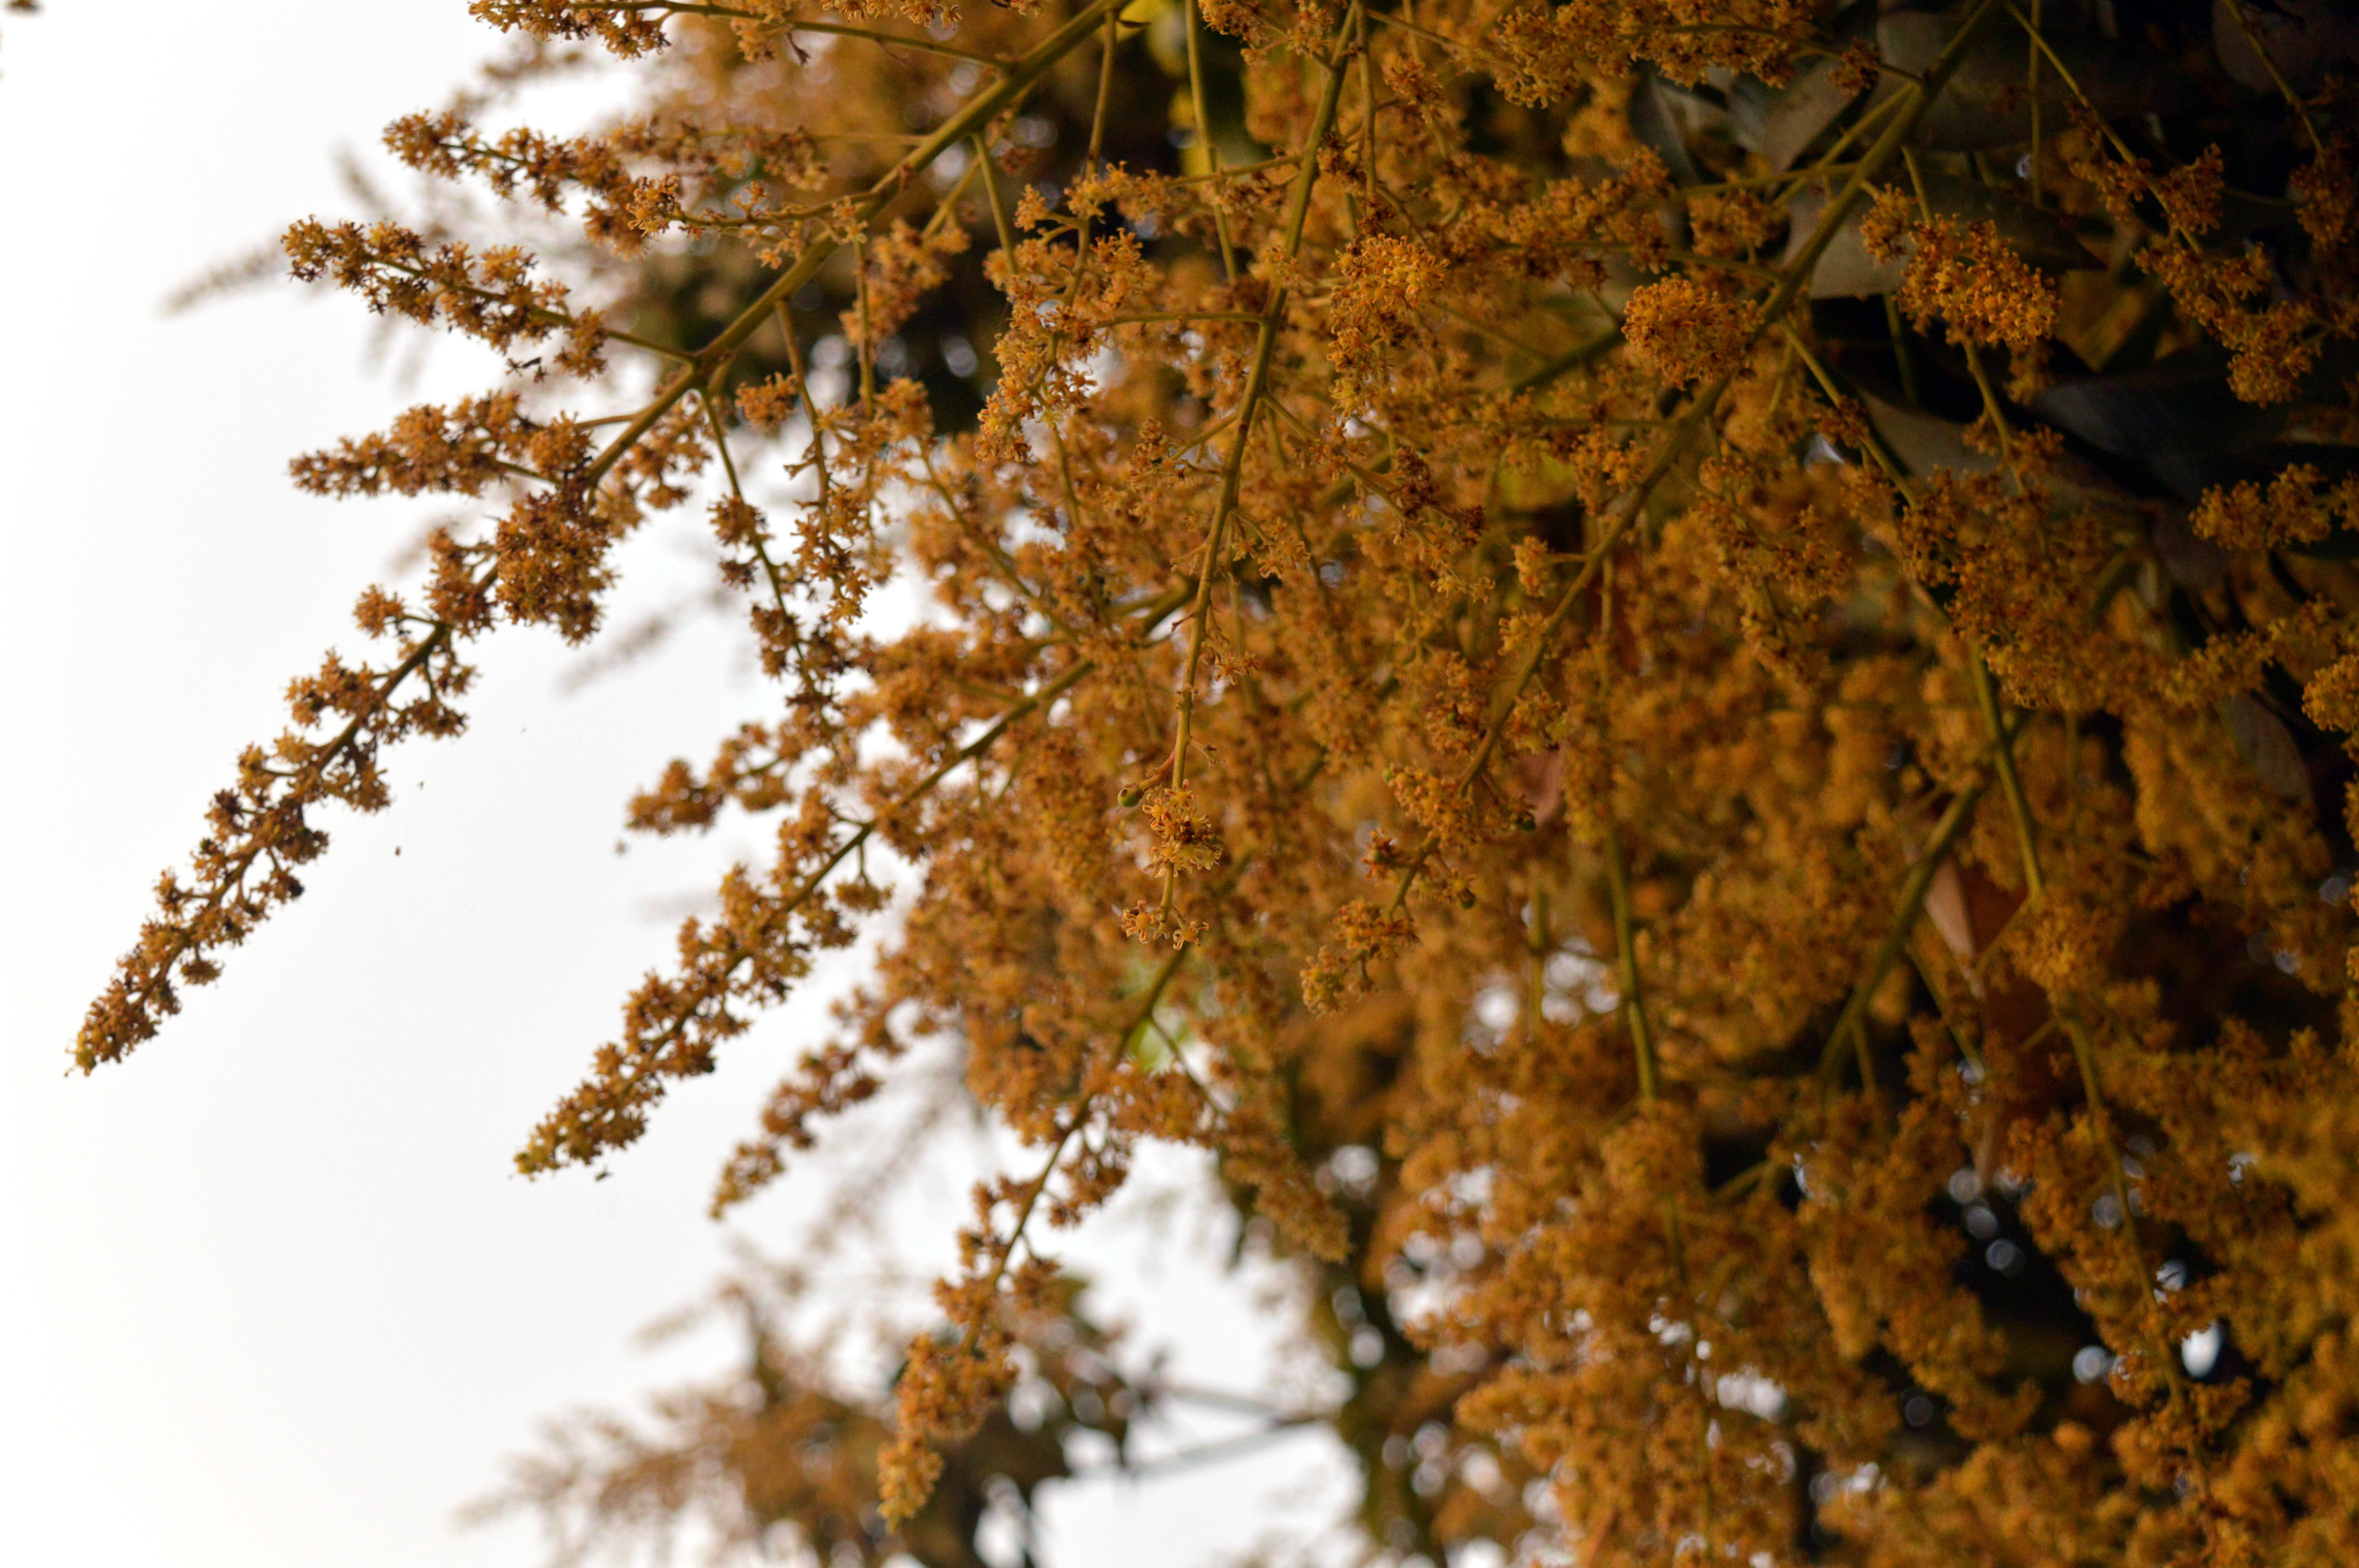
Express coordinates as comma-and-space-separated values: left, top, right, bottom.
64, 0, 2359, 1562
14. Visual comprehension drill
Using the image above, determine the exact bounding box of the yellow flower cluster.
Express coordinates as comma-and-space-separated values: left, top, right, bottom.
68, 0, 2359, 1563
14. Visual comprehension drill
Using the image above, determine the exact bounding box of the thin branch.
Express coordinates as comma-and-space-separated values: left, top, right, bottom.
1603, 822, 1657, 1102
1817, 773, 1991, 1084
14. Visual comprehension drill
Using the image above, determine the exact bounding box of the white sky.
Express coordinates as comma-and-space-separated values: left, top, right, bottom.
0, 6, 1353, 1564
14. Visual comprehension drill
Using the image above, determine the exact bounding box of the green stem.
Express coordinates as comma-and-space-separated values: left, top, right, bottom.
1818, 775, 1992, 1083
1971, 655, 2045, 900
1605, 822, 1657, 1102
1185, 0, 1240, 281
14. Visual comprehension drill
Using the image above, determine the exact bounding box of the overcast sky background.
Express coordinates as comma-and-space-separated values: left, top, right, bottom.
0, 7, 1353, 1564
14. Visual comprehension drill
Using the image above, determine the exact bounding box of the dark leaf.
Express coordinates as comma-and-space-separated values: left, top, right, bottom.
1728, 56, 1863, 172
1861, 390, 2130, 506
2140, 441, 2359, 557
2285, 528, 2359, 561
1785, 178, 1905, 297
1913, 168, 2094, 272
1785, 168, 2095, 298
2223, 693, 2311, 803
1728, 0, 1877, 170
2028, 348, 2284, 462
1879, 14, 2204, 151
2144, 440, 2359, 505
1861, 391, 2001, 478
2150, 510, 2230, 591
1628, 67, 1719, 188
2214, 0, 2359, 94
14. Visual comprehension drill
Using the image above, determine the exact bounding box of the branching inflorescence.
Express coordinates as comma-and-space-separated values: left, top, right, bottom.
72, 0, 2359, 1561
